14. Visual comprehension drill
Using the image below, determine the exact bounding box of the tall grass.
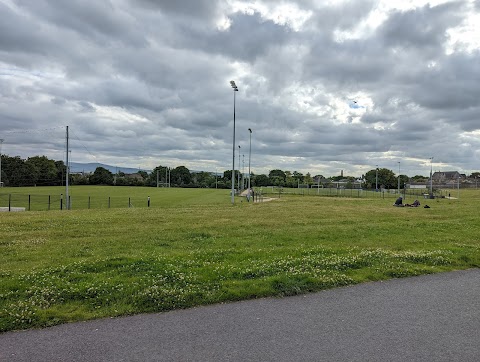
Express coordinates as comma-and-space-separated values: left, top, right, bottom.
1, 187, 479, 332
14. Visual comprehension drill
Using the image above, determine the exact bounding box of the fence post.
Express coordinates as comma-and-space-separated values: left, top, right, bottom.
108, 197, 111, 208
9, 194, 11, 212
129, 197, 131, 208
147, 196, 150, 207
60, 194, 63, 210
88, 196, 90, 209
48, 195, 51, 210
28, 195, 31, 211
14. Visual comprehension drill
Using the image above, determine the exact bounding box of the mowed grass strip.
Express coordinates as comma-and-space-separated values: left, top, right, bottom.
1, 189, 479, 332
0, 186, 229, 211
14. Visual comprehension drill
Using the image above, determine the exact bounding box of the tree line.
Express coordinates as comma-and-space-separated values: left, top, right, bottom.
5, 154, 476, 190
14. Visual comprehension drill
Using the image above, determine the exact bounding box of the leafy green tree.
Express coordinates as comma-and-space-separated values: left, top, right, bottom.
304, 172, 313, 186
1, 155, 36, 186
148, 166, 169, 187
223, 170, 240, 182
89, 167, 114, 185
253, 174, 269, 187
25, 156, 58, 186
411, 175, 427, 181
71, 173, 89, 185
293, 171, 304, 184
192, 171, 215, 188
55, 160, 66, 186
364, 168, 397, 189
270, 176, 284, 186
138, 170, 148, 180
269, 169, 286, 181
285, 171, 295, 187
171, 166, 191, 186
399, 175, 409, 189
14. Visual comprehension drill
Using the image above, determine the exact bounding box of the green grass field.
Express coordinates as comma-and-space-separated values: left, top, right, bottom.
0, 186, 229, 210
1, 186, 479, 332
0, 185, 434, 211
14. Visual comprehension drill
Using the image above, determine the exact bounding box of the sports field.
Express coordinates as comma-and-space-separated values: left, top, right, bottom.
1, 186, 479, 332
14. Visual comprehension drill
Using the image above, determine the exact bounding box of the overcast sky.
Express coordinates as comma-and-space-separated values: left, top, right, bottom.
1, 0, 480, 177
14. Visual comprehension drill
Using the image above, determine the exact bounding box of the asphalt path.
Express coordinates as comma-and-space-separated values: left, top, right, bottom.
1, 269, 479, 362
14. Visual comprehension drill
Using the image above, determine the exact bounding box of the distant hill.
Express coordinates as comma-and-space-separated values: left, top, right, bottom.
70, 162, 151, 174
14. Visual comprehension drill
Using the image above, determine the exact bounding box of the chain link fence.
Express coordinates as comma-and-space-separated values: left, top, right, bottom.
0, 193, 154, 211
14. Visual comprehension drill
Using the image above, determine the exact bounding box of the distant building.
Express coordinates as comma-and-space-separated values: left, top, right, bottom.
431, 171, 463, 182
407, 171, 464, 190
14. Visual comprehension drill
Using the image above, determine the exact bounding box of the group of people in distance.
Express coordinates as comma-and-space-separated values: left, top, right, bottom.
393, 196, 420, 207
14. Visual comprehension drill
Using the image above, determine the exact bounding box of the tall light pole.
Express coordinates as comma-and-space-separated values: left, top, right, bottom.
429, 157, 433, 197
65, 126, 70, 210
230, 80, 238, 204
397, 161, 400, 195
238, 145, 241, 192
375, 165, 378, 192
242, 154, 245, 189
248, 128, 252, 191
0, 139, 3, 188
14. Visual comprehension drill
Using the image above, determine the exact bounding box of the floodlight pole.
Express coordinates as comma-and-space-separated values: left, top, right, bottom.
429, 157, 433, 196
248, 128, 252, 191
397, 162, 400, 195
65, 126, 70, 210
0, 139, 3, 188
375, 165, 378, 192
238, 145, 241, 192
242, 154, 245, 188
230, 81, 238, 204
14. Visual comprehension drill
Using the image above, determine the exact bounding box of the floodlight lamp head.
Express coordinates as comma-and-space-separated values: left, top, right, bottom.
230, 80, 238, 90
248, 128, 252, 133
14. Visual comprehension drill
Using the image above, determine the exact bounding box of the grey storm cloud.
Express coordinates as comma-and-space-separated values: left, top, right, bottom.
378, 2, 466, 50
134, 0, 222, 19
1, 0, 480, 176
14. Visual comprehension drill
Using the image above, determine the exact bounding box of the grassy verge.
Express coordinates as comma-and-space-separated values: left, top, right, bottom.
1, 188, 479, 332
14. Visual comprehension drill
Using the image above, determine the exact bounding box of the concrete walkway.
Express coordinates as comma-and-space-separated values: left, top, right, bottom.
1, 269, 479, 362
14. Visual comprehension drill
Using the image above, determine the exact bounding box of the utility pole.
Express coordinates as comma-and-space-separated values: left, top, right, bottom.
238, 145, 241, 192
248, 128, 252, 192
65, 126, 70, 210
242, 154, 245, 189
429, 157, 434, 197
157, 169, 159, 187
230, 81, 238, 204
0, 139, 3, 188
397, 162, 400, 195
